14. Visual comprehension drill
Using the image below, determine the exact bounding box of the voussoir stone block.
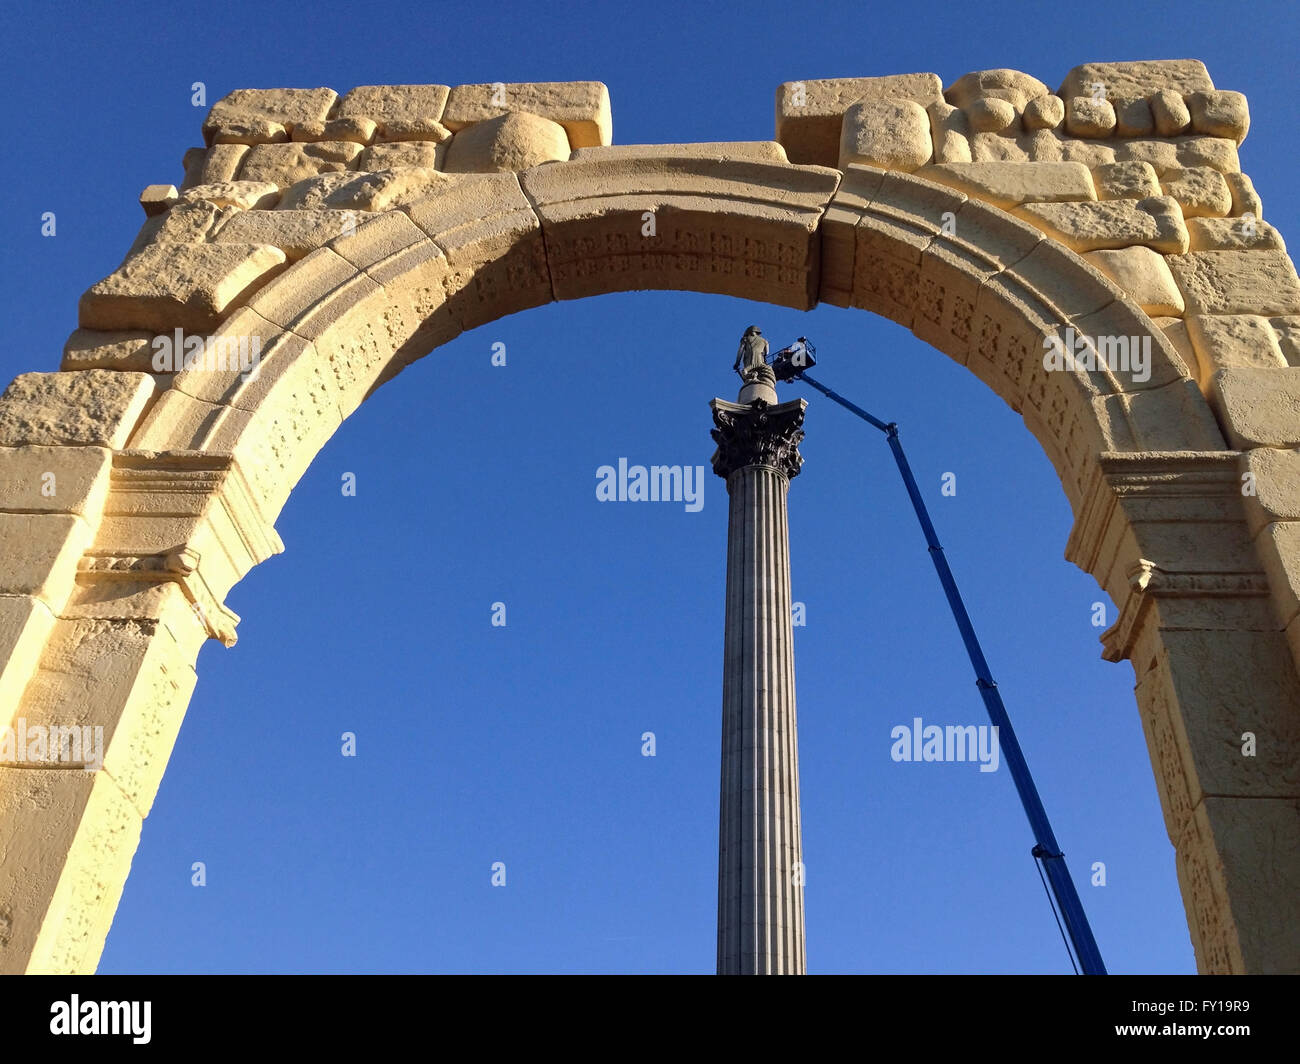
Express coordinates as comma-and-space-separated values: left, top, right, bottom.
80, 242, 288, 333
839, 99, 932, 172
444, 111, 571, 173
0, 371, 156, 449
916, 161, 1094, 209
775, 74, 943, 167
1083, 246, 1185, 316
442, 81, 612, 150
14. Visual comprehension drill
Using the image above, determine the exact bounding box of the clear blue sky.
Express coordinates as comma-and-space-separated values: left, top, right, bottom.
2, 0, 1296, 974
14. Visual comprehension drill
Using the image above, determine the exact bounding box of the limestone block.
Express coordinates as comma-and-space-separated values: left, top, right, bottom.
971, 132, 1031, 162
1210, 367, 1300, 448
1178, 137, 1241, 173
1058, 60, 1214, 101
1022, 95, 1065, 130
1057, 137, 1116, 167
61, 330, 156, 372
1150, 90, 1191, 136
1066, 97, 1116, 138
839, 99, 932, 172
1225, 173, 1262, 218
291, 116, 377, 145
1161, 166, 1232, 219
774, 74, 943, 167
207, 115, 287, 146
214, 209, 361, 261
1068, 297, 1189, 390
944, 69, 1048, 110
0, 767, 142, 974
1242, 447, 1300, 530
0, 445, 112, 518
1186, 314, 1285, 375
1091, 161, 1161, 200
1188, 91, 1250, 144
127, 386, 239, 452
966, 97, 1018, 133
356, 140, 446, 172
1014, 196, 1188, 254
377, 118, 452, 143
817, 165, 890, 305
1167, 251, 1300, 315
0, 513, 92, 607
1112, 96, 1155, 137
203, 87, 338, 144
127, 200, 231, 256
336, 84, 451, 133
570, 142, 788, 164
915, 103, 965, 166
1153, 316, 1197, 378
1262, 520, 1300, 626
442, 81, 612, 149
179, 147, 206, 191
139, 185, 177, 218
1186, 216, 1285, 252
178, 180, 281, 211
198, 143, 248, 185
279, 167, 441, 213
80, 242, 288, 333
1112, 138, 1180, 175
0, 595, 55, 718
1083, 246, 1184, 316
237, 141, 362, 187
443, 112, 571, 173
916, 161, 1094, 209
0, 371, 155, 449
326, 210, 431, 273
1270, 317, 1300, 366
246, 247, 379, 339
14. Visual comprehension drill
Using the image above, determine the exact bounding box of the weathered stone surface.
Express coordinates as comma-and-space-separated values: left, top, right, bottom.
839, 99, 932, 172
1186, 314, 1286, 373
1186, 216, 1285, 252
178, 180, 280, 211
971, 131, 1031, 162
376, 117, 452, 143
775, 74, 943, 166
179, 147, 206, 191
1168, 251, 1300, 315
1015, 196, 1188, 254
0, 513, 93, 607
1083, 246, 1185, 315
442, 81, 612, 149
1176, 136, 1241, 173
927, 101, 971, 163
1112, 96, 1155, 137
1153, 316, 1198, 378
0, 445, 112, 518
966, 97, 1018, 133
1022, 95, 1064, 130
139, 185, 177, 218
279, 167, 440, 212
1242, 446, 1300, 528
1066, 97, 1116, 138
127, 201, 232, 256
1091, 161, 1161, 200
0, 595, 55, 717
1210, 368, 1300, 448
293, 116, 377, 144
1161, 166, 1232, 218
0, 371, 155, 449
1225, 173, 1262, 219
203, 88, 337, 144
355, 140, 445, 172
917, 161, 1094, 209
1188, 91, 1250, 144
571, 142, 788, 164
207, 115, 287, 146
1151, 90, 1192, 136
60, 330, 156, 372
237, 141, 361, 187
945, 69, 1048, 110
80, 243, 288, 333
214, 209, 361, 261
1270, 317, 1300, 366
1058, 60, 1215, 101
336, 84, 451, 132
198, 143, 248, 185
443, 112, 571, 173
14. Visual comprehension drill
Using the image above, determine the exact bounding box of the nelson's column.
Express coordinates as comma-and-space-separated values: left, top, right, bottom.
710, 326, 809, 975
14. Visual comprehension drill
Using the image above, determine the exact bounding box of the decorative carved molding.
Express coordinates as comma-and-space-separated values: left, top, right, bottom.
709, 397, 807, 482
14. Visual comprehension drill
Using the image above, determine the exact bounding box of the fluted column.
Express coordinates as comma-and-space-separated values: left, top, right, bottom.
710, 380, 808, 975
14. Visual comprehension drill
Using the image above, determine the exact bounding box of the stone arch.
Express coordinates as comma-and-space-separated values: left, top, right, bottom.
2, 63, 1299, 974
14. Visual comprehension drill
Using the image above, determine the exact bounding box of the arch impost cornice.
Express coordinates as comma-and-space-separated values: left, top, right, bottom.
69, 450, 283, 647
